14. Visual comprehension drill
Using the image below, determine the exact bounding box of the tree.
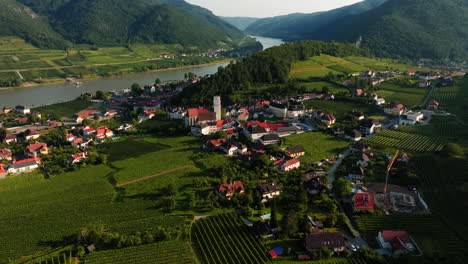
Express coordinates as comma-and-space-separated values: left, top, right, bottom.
332, 178, 352, 198
155, 78, 161, 84
131, 83, 143, 96
281, 211, 299, 237
442, 143, 464, 158
270, 198, 278, 228
213, 130, 228, 139
0, 127, 6, 142
95, 90, 107, 100
306, 222, 314, 233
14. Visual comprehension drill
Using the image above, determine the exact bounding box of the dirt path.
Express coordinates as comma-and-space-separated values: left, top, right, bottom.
116, 164, 194, 187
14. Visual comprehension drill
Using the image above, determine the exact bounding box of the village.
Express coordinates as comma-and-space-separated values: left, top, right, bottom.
0, 68, 456, 261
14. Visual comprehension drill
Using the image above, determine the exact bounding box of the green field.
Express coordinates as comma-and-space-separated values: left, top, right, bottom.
300, 82, 349, 94
355, 215, 466, 256
290, 59, 341, 79
283, 132, 351, 164
366, 130, 445, 152
375, 82, 427, 107
84, 241, 197, 264
344, 56, 431, 72
33, 98, 95, 117
304, 98, 380, 119
0, 37, 223, 84
192, 213, 270, 264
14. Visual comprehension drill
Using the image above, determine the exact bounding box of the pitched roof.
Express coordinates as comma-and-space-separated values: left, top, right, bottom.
0, 163, 6, 173
5, 134, 17, 140
381, 231, 412, 251
261, 134, 280, 141
260, 182, 279, 194
286, 145, 305, 154
283, 158, 300, 168
305, 232, 345, 250
12, 157, 41, 167
0, 148, 12, 158
354, 193, 374, 210
249, 125, 267, 134
198, 112, 217, 122
26, 142, 47, 153
246, 121, 270, 129
188, 108, 209, 118
218, 181, 245, 197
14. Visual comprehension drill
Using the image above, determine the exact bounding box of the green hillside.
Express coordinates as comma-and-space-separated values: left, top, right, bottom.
245, 0, 387, 39
3, 0, 244, 49
221, 16, 260, 31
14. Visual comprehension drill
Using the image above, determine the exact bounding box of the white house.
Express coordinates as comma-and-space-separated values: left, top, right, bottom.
258, 182, 280, 203
15, 105, 31, 115
399, 111, 424, 126
374, 98, 386, 106
8, 157, 41, 174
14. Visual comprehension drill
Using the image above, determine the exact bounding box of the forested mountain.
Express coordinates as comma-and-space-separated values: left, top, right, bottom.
1, 0, 244, 49
174, 40, 368, 106
220, 17, 260, 31
311, 0, 468, 60
245, 0, 387, 39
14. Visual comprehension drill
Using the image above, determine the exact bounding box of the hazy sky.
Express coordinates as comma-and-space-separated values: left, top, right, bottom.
186, 0, 364, 18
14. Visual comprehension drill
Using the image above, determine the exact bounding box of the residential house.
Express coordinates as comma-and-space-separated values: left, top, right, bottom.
360, 119, 382, 135
273, 158, 301, 172
418, 80, 431, 88
221, 142, 239, 156
253, 220, 277, 238
258, 182, 280, 202
353, 193, 375, 211
304, 177, 327, 195
351, 111, 365, 120
352, 142, 372, 153
427, 100, 440, 110
15, 105, 31, 115
348, 166, 365, 180
321, 114, 336, 127
5, 134, 17, 144
66, 134, 76, 142
2, 107, 13, 113
259, 134, 281, 145
75, 109, 101, 123
82, 126, 96, 136
305, 216, 324, 232
72, 138, 93, 148
25, 142, 49, 157
244, 122, 269, 141
137, 110, 156, 123
399, 111, 424, 126
353, 89, 364, 97
0, 148, 12, 161
96, 126, 114, 140
8, 157, 41, 174
342, 80, 352, 87
69, 152, 88, 164
218, 181, 245, 199
384, 103, 405, 116
406, 70, 416, 76
375, 98, 386, 106
345, 129, 362, 141
14, 117, 29, 124
356, 152, 373, 167
24, 129, 40, 141
275, 127, 300, 137
285, 145, 305, 158
305, 233, 346, 252
377, 231, 416, 256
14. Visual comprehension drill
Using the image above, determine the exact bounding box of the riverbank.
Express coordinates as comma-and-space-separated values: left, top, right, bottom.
0, 59, 231, 91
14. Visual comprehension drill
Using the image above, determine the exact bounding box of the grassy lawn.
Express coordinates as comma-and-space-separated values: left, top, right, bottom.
33, 98, 95, 118
283, 132, 351, 164
299, 81, 349, 94
290, 59, 341, 79
304, 98, 380, 119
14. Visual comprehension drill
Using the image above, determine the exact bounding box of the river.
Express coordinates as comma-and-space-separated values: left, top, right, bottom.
0, 36, 283, 107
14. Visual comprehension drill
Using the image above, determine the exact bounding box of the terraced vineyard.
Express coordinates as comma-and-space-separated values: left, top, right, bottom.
367, 130, 445, 152
192, 213, 270, 264
84, 241, 196, 264
16, 251, 75, 264
432, 86, 462, 104
355, 215, 467, 256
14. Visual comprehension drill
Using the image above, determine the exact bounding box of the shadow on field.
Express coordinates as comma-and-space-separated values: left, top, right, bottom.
98, 138, 171, 162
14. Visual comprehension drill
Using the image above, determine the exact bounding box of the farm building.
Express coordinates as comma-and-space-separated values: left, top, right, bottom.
377, 231, 417, 256
305, 232, 346, 252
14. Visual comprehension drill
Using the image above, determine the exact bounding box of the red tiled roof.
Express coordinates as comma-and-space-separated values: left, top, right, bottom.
283, 158, 300, 168
188, 108, 209, 118
66, 134, 75, 139
13, 157, 41, 165
73, 138, 84, 144
0, 163, 6, 173
0, 148, 12, 157
381, 231, 412, 251
430, 101, 440, 106
246, 121, 270, 129
218, 181, 245, 196
354, 193, 374, 210
269, 124, 286, 132
5, 134, 16, 140
26, 142, 47, 153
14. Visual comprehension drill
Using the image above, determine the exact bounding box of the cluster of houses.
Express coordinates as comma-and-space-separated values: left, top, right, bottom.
344, 70, 396, 87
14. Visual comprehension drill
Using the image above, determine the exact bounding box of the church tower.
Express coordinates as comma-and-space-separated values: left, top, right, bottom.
214, 96, 221, 121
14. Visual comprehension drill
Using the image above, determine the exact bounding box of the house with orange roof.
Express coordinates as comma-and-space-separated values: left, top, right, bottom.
0, 163, 7, 178
69, 152, 88, 164
217, 181, 245, 199
24, 129, 40, 141
0, 148, 12, 161
26, 142, 49, 157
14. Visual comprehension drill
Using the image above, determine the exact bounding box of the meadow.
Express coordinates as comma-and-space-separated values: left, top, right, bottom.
283, 132, 351, 163
344, 56, 431, 72
299, 81, 349, 94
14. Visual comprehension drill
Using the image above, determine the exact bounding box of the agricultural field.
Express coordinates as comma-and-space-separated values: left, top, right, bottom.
344, 56, 431, 72
33, 98, 95, 118
192, 213, 270, 264
290, 59, 341, 79
84, 241, 197, 264
15, 251, 76, 264
0, 37, 222, 84
309, 55, 369, 75
284, 131, 351, 164
355, 215, 467, 256
398, 115, 468, 142
299, 82, 349, 94
366, 130, 445, 152
304, 98, 380, 119
274, 259, 369, 264
374, 82, 427, 107
99, 136, 200, 184
0, 164, 192, 262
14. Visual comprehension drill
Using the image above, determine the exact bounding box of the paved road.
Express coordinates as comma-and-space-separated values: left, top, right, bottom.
327, 148, 352, 186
